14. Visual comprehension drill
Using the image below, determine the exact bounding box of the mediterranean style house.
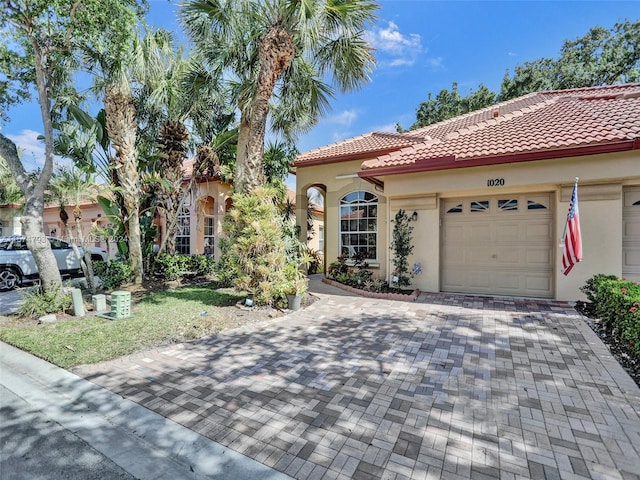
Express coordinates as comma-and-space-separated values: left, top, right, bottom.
0, 164, 322, 261
293, 83, 640, 301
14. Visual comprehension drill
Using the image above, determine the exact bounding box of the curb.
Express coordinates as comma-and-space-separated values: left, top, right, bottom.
321, 277, 420, 301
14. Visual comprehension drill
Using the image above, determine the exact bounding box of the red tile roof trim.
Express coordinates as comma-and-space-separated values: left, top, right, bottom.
358, 139, 640, 180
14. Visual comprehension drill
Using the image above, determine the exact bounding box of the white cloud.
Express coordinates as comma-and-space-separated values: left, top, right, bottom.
370, 123, 398, 133
6, 129, 46, 171
330, 109, 358, 127
367, 21, 423, 68
331, 130, 353, 143
6, 129, 69, 172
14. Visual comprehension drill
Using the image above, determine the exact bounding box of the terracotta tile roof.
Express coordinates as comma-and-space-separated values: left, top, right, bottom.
361, 83, 640, 174
296, 83, 640, 176
294, 132, 428, 166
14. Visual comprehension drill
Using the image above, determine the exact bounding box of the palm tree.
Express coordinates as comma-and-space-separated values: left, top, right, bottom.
137, 29, 194, 255
180, 0, 378, 194
90, 30, 159, 284
49, 166, 99, 293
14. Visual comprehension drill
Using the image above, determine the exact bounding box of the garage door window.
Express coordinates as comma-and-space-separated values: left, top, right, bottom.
498, 199, 518, 211
527, 200, 548, 210
471, 200, 489, 212
340, 191, 377, 260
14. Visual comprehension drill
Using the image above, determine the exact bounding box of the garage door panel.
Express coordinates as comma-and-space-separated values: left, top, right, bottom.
468, 224, 492, 241
525, 248, 552, 265
496, 248, 521, 264
624, 249, 640, 268
623, 187, 640, 282
525, 274, 553, 294
494, 273, 522, 291
494, 223, 520, 241
624, 221, 640, 237
525, 222, 553, 240
441, 194, 553, 297
467, 271, 491, 289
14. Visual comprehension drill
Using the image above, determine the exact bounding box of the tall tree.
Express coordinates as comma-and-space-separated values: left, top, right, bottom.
410, 83, 496, 130
0, 0, 142, 292
499, 20, 640, 101
137, 29, 196, 255
407, 20, 640, 130
181, 0, 378, 193
49, 166, 99, 293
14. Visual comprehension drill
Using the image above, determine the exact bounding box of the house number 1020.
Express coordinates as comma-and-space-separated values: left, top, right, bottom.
487, 178, 505, 187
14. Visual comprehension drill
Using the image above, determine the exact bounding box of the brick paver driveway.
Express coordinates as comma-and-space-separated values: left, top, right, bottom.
74, 279, 640, 479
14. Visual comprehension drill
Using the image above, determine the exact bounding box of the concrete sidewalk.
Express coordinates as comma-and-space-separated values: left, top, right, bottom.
0, 342, 292, 480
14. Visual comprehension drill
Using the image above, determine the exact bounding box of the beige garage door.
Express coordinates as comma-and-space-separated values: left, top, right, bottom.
623, 187, 640, 283
441, 194, 554, 297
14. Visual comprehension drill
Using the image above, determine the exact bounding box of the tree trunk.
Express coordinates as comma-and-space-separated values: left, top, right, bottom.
0, 138, 62, 294
235, 26, 295, 194
72, 207, 96, 294
104, 84, 144, 284
157, 121, 189, 255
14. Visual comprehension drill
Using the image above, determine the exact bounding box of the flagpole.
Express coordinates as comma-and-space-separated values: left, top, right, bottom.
561, 178, 578, 244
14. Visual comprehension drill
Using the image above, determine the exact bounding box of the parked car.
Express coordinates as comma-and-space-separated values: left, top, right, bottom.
0, 235, 108, 290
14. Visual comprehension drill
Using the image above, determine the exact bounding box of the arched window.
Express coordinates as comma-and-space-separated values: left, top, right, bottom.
340, 191, 378, 259
175, 206, 191, 254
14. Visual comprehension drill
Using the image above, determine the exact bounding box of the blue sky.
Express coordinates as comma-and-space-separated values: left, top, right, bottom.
2, 0, 638, 172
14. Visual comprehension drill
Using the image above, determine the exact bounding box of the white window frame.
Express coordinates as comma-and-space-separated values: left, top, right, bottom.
339, 191, 378, 261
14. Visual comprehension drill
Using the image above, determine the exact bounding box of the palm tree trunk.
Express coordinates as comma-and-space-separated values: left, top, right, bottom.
235, 26, 295, 194
157, 121, 189, 255
72, 207, 96, 294
104, 85, 144, 284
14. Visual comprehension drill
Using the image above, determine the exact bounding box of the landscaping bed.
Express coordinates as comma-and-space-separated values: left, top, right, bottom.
0, 282, 286, 368
584, 316, 640, 387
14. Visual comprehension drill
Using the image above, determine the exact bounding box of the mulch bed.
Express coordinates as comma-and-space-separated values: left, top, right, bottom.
582, 316, 640, 389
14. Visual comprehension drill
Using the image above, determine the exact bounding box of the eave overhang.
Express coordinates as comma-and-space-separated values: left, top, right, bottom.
358, 139, 640, 181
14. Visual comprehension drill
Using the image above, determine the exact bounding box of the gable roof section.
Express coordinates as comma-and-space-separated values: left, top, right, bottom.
360, 83, 640, 177
294, 83, 640, 178
294, 132, 428, 167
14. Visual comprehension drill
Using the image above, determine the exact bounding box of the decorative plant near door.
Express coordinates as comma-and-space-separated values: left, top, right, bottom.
390, 209, 415, 288
216, 187, 308, 307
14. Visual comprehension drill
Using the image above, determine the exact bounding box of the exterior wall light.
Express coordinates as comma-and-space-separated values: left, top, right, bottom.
411, 211, 418, 221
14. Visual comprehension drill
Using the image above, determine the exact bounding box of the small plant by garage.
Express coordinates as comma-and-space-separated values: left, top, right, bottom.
390, 209, 414, 289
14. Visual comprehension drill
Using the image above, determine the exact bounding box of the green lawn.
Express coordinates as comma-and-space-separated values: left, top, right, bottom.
0, 286, 249, 368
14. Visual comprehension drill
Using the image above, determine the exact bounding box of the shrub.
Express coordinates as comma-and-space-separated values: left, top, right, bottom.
327, 252, 375, 289
20, 285, 72, 318
153, 254, 215, 281
216, 187, 307, 307
93, 260, 132, 290
390, 209, 414, 288
579, 274, 640, 355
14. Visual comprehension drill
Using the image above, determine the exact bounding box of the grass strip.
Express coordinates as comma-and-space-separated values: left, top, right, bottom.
0, 286, 244, 368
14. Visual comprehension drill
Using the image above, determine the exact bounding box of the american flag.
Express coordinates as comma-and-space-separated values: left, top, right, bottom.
562, 179, 583, 275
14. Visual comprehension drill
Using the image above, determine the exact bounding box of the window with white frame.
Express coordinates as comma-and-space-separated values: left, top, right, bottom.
340, 191, 378, 259
204, 217, 214, 255
175, 206, 191, 254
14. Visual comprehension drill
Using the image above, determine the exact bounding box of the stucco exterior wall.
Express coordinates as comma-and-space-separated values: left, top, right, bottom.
0, 206, 21, 236
296, 158, 388, 279
299, 149, 640, 301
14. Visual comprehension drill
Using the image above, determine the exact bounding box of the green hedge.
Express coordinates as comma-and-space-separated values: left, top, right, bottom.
153, 254, 215, 281
580, 274, 640, 355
